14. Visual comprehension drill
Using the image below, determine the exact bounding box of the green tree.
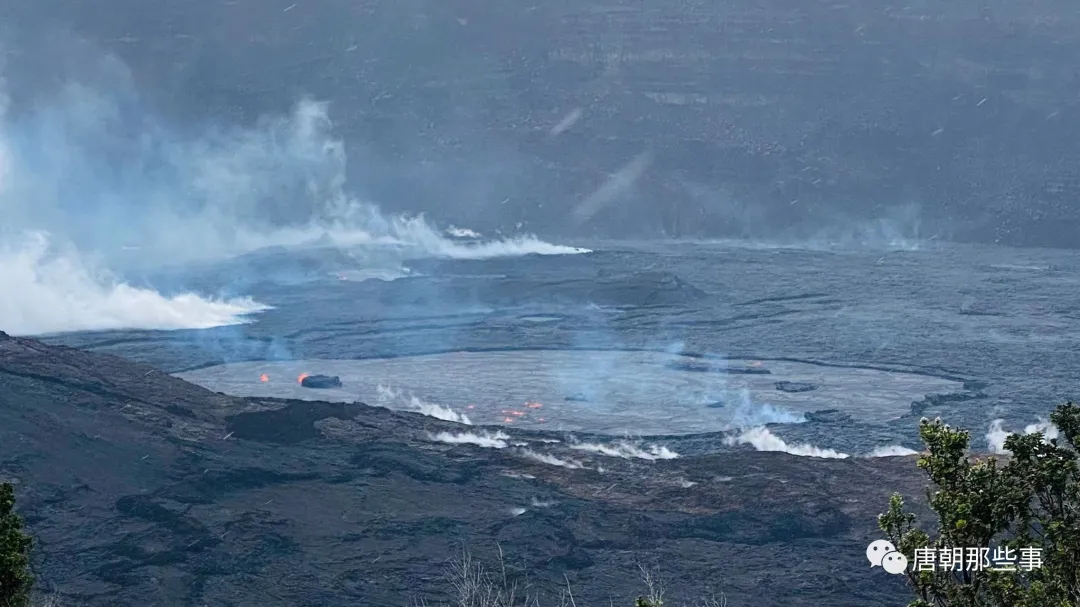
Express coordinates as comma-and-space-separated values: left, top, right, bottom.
0, 482, 34, 607
879, 402, 1080, 607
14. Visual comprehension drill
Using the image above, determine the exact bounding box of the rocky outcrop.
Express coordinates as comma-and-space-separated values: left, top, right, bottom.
775, 381, 817, 393
299, 374, 342, 389
667, 359, 771, 374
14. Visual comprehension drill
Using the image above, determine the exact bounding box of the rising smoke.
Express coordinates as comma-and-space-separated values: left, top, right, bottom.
429, 430, 510, 449
985, 417, 1060, 454
724, 426, 920, 459
377, 384, 474, 425
519, 449, 586, 470
724, 427, 850, 459
0, 231, 270, 335
868, 445, 919, 457
568, 440, 679, 460
0, 49, 585, 336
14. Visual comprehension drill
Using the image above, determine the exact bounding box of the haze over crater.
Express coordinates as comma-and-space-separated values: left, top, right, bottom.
3, 0, 1078, 248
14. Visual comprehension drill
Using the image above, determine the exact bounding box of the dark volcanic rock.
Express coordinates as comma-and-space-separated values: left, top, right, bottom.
0, 331, 929, 606
775, 381, 817, 393
299, 374, 342, 389
227, 400, 364, 444
805, 409, 853, 424
666, 360, 771, 374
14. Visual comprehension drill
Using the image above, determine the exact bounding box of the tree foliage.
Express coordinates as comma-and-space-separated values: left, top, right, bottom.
880, 402, 1080, 607
0, 482, 34, 607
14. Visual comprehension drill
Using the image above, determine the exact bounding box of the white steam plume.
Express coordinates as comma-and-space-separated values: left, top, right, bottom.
429, 430, 510, 449
569, 441, 679, 460
0, 53, 585, 336
986, 418, 1060, 454
724, 427, 850, 459
867, 445, 919, 457
445, 226, 482, 239
519, 449, 586, 470
0, 232, 269, 336
376, 384, 473, 424
727, 388, 806, 428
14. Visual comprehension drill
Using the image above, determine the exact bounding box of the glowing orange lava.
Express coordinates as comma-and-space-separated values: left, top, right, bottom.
525, 401, 543, 409
297, 373, 310, 384
465, 404, 476, 410
259, 373, 269, 382
503, 417, 515, 423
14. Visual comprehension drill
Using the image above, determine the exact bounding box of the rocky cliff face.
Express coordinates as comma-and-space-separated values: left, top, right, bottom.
4, 0, 1079, 246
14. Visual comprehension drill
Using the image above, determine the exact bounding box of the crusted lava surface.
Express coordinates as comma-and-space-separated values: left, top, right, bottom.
0, 331, 928, 606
